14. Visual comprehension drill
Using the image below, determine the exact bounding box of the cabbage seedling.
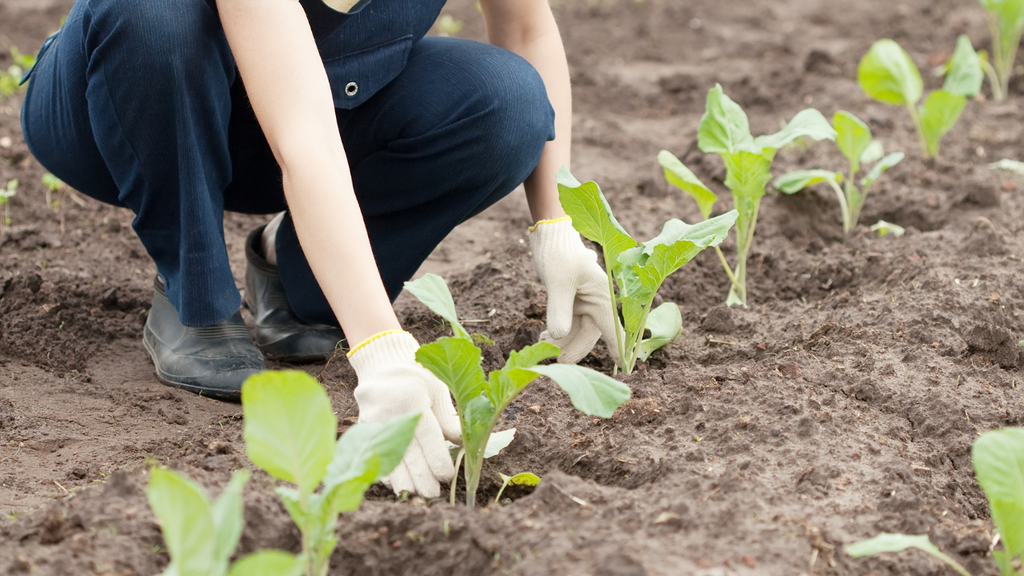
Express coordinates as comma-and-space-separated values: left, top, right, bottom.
406, 273, 631, 507
495, 472, 541, 503
659, 84, 835, 307
241, 371, 420, 576
147, 467, 304, 576
978, 0, 1024, 101
859, 37, 982, 158
557, 167, 738, 368
774, 111, 904, 234
847, 427, 1024, 576
1, 179, 17, 232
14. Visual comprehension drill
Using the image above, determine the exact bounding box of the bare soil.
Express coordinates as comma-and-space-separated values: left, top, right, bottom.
1, 0, 1022, 574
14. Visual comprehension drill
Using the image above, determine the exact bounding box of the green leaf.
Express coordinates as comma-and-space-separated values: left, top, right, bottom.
658, 150, 718, 219
943, 35, 984, 96
858, 39, 924, 105
637, 302, 683, 362
415, 337, 487, 410
556, 166, 638, 272
504, 342, 560, 371
860, 140, 885, 164
697, 84, 756, 155
724, 151, 771, 249
241, 371, 337, 497
461, 394, 498, 460
319, 413, 419, 514
919, 89, 966, 157
845, 533, 971, 576
637, 211, 739, 292
834, 111, 873, 174
41, 173, 62, 191
773, 170, 841, 194
503, 472, 541, 487
227, 551, 304, 576
323, 413, 421, 491
147, 468, 218, 576
528, 364, 630, 418
484, 428, 516, 458
753, 108, 837, 153
973, 428, 1024, 558
486, 368, 542, 411
861, 152, 905, 189
404, 274, 470, 340
210, 470, 250, 568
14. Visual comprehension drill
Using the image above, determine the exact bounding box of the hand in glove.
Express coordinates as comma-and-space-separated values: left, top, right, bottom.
529, 217, 621, 366
348, 330, 461, 498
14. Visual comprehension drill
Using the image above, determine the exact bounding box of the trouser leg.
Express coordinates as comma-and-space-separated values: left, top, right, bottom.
276, 36, 556, 326
21, 0, 242, 327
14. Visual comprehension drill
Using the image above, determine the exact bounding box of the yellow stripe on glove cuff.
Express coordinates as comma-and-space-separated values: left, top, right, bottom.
346, 329, 409, 358
528, 216, 571, 233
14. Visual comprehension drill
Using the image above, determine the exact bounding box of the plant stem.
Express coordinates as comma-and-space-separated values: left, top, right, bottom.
1000, 27, 1023, 101
713, 245, 742, 293
980, 57, 1005, 101
624, 301, 653, 374
451, 448, 465, 507
906, 103, 930, 158
602, 247, 627, 371
464, 451, 482, 509
827, 179, 851, 234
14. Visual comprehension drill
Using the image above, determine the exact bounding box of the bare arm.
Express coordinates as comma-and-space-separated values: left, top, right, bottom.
479, 0, 571, 222
217, 0, 399, 345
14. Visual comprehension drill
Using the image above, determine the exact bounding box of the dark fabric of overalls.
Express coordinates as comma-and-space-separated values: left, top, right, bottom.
21, 0, 555, 327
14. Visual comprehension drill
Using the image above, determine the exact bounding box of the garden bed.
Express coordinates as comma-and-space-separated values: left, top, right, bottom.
1, 0, 1022, 574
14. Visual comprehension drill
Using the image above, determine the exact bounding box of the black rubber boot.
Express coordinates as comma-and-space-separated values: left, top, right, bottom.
244, 225, 346, 362
143, 278, 265, 401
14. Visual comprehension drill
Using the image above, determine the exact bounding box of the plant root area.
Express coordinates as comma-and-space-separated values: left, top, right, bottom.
2, 0, 1023, 574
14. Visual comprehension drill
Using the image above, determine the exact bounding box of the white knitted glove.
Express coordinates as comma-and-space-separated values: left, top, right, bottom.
529, 218, 621, 365
348, 330, 460, 498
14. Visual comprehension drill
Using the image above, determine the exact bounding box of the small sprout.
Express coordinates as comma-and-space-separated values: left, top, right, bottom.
147, 468, 305, 576
977, 0, 1024, 101
775, 112, 905, 235
436, 14, 464, 37
0, 47, 35, 98
407, 273, 630, 507
1, 179, 17, 231
660, 84, 835, 307
558, 165, 736, 370
495, 472, 541, 503
870, 220, 905, 237
241, 371, 419, 576
858, 37, 982, 157
990, 159, 1024, 175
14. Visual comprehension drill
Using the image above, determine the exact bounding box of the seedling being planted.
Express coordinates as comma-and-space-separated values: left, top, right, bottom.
147, 468, 304, 576
774, 110, 905, 234
859, 36, 982, 158
558, 165, 738, 368
847, 427, 1024, 576
406, 273, 631, 507
977, 0, 1024, 101
1, 179, 17, 232
659, 84, 836, 307
241, 370, 420, 576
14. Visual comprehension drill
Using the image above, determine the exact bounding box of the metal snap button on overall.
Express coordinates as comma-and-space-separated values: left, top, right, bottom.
344, 82, 359, 97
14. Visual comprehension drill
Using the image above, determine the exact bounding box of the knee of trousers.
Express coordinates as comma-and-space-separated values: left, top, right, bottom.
467, 49, 556, 175
83, 0, 233, 85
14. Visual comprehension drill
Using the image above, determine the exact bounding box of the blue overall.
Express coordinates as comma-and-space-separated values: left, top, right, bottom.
21, 0, 555, 327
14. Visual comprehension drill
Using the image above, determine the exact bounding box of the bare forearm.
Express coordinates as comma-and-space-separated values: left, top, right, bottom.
482, 1, 571, 222
219, 0, 399, 344
280, 153, 401, 345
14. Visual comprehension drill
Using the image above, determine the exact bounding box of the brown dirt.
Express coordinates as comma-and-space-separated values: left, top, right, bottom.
2, 0, 1023, 574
